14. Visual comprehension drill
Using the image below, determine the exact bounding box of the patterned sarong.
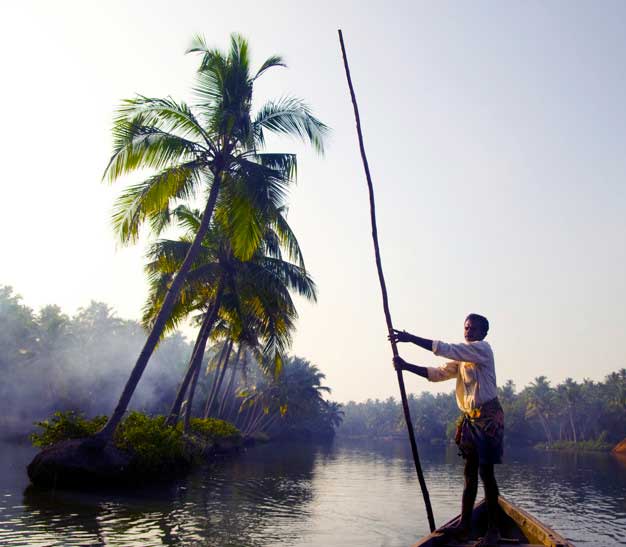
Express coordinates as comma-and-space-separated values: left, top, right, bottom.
455, 397, 504, 464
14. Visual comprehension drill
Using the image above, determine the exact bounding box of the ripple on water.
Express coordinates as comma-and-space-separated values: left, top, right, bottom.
1, 442, 625, 546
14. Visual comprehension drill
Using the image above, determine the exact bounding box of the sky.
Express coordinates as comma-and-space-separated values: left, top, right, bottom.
2, 1, 626, 404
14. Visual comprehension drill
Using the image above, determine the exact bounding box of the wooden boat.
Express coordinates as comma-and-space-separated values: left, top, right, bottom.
412, 496, 574, 547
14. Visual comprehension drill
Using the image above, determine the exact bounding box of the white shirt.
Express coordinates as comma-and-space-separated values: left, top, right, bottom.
426, 340, 497, 413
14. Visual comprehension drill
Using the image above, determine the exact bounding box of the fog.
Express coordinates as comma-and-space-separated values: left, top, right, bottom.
0, 286, 194, 436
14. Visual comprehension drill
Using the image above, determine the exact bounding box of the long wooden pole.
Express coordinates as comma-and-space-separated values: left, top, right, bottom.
338, 29, 436, 533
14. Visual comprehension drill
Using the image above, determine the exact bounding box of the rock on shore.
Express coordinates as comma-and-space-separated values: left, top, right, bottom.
27, 438, 133, 488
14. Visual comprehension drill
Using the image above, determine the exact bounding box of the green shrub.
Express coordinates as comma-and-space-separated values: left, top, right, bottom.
30, 411, 107, 447
115, 412, 189, 472
30, 411, 239, 475
187, 417, 241, 442
536, 433, 613, 452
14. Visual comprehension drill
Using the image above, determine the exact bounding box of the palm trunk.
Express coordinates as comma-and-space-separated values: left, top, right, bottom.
255, 411, 278, 435
224, 352, 248, 422
217, 343, 243, 419
537, 409, 553, 444
180, 300, 227, 433
338, 30, 435, 532
247, 407, 271, 436
568, 406, 577, 443
201, 341, 229, 418
182, 353, 203, 433
96, 174, 222, 442
235, 403, 250, 430
242, 404, 261, 436
208, 341, 236, 418
165, 291, 223, 427
204, 339, 233, 418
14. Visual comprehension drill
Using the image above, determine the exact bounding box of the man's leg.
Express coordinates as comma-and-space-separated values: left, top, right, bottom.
479, 463, 500, 538
461, 454, 479, 531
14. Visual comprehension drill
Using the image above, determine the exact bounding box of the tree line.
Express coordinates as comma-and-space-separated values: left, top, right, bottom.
0, 286, 341, 441
338, 372, 626, 449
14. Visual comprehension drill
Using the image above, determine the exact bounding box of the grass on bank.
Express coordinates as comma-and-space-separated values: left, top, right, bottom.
31, 411, 242, 473
534, 432, 613, 452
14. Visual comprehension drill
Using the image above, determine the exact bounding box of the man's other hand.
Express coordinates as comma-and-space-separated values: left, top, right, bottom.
393, 356, 407, 371
389, 329, 413, 343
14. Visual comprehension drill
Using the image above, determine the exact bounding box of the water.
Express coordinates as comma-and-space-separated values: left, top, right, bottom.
1, 439, 625, 546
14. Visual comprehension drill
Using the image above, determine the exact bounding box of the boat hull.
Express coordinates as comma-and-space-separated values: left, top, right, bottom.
412, 496, 574, 547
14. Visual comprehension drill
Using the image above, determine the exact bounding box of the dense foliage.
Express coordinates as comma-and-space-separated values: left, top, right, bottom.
0, 286, 191, 433
188, 417, 241, 443
115, 412, 189, 472
233, 356, 344, 440
1, 286, 342, 442
30, 412, 108, 447
338, 372, 626, 450
30, 410, 244, 473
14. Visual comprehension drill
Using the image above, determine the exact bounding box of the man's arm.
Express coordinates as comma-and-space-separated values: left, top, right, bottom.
393, 356, 428, 378
432, 340, 492, 363
389, 329, 433, 352
394, 356, 459, 382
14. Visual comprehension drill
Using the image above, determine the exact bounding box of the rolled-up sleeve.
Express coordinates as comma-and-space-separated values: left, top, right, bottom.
427, 361, 459, 382
432, 340, 491, 364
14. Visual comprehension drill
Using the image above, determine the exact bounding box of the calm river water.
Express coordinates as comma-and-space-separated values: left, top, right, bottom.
1, 439, 625, 546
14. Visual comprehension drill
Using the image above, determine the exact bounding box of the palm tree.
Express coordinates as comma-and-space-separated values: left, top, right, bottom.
557, 378, 580, 442
97, 34, 327, 441
238, 356, 331, 437
142, 206, 316, 428
525, 376, 555, 444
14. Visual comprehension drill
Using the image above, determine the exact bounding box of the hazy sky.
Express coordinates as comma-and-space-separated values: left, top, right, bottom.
2, 1, 625, 403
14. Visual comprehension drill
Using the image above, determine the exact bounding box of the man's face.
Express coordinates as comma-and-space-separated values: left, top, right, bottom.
464, 318, 486, 342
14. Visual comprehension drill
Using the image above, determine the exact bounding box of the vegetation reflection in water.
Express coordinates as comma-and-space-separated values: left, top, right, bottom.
15, 443, 320, 547
2, 440, 626, 546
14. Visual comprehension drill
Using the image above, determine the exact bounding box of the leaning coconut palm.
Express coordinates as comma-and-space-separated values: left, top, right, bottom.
98, 34, 327, 440
142, 206, 316, 428
142, 201, 312, 427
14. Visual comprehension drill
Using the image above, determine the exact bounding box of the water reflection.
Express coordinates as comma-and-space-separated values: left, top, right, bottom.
14, 444, 321, 547
1, 440, 624, 546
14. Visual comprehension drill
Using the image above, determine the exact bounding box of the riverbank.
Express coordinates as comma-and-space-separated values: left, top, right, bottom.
534, 439, 613, 452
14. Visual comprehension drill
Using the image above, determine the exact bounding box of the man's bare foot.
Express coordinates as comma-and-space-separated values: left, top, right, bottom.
477, 527, 500, 546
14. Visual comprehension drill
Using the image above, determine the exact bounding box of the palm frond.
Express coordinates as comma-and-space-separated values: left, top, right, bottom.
111, 160, 205, 244
229, 33, 250, 77
104, 123, 202, 183
254, 258, 317, 303
113, 96, 212, 147
257, 153, 298, 180
268, 212, 306, 268
170, 205, 204, 235
254, 55, 286, 80
214, 184, 264, 262
254, 96, 329, 154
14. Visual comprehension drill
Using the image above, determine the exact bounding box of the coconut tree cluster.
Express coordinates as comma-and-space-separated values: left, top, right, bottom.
338, 373, 626, 449
98, 33, 328, 441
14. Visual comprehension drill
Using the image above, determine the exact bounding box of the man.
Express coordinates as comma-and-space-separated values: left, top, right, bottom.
390, 313, 503, 546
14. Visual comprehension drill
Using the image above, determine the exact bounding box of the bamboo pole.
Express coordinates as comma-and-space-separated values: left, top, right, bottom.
338, 29, 436, 533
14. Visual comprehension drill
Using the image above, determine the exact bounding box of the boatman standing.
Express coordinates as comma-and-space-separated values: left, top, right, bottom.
390, 313, 503, 546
